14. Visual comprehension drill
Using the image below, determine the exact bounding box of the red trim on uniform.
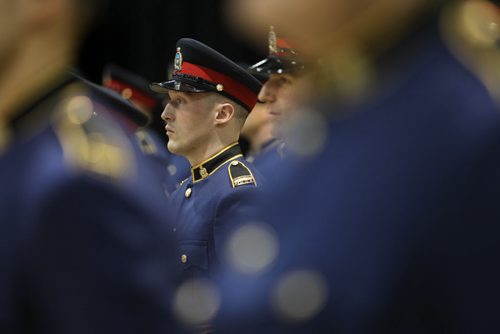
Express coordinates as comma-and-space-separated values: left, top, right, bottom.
176, 62, 257, 110
104, 79, 158, 108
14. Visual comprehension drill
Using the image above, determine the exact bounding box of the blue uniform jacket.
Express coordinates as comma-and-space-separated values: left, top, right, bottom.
169, 143, 263, 281
214, 17, 500, 334
0, 74, 179, 334
250, 139, 286, 177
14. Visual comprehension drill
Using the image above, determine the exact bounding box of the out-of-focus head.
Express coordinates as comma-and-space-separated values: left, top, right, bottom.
258, 72, 313, 139
0, 0, 104, 68
0, 1, 23, 65
246, 26, 313, 139
227, 0, 444, 57
441, 0, 500, 104
228, 0, 455, 105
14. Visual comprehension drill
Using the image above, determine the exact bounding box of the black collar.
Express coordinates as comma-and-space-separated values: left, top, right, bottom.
191, 142, 242, 182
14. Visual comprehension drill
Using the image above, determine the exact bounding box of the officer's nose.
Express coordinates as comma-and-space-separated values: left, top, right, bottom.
161, 104, 174, 122
258, 81, 277, 104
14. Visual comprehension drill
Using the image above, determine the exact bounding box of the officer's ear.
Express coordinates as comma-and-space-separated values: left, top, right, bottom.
214, 102, 235, 125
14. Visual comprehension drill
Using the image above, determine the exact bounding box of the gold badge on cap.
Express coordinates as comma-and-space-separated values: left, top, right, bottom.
268, 26, 278, 55
174, 47, 183, 71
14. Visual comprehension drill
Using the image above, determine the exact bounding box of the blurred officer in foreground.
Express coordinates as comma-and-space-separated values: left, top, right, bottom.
150, 38, 263, 330
0, 0, 178, 333
215, 0, 500, 333
103, 64, 190, 195
246, 27, 311, 173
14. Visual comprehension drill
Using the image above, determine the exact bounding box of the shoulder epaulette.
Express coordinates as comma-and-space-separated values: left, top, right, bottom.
228, 160, 256, 188
54, 91, 136, 181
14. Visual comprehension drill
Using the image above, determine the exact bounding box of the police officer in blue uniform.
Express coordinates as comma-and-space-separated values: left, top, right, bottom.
150, 38, 264, 282
237, 66, 274, 164
214, 0, 500, 333
102, 64, 190, 196
246, 26, 308, 175
0, 1, 178, 333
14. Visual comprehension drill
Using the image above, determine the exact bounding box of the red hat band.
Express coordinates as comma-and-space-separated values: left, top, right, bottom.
175, 62, 257, 110
104, 79, 158, 108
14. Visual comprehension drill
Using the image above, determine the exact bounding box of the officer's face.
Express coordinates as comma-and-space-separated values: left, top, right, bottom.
161, 90, 215, 157
258, 74, 309, 138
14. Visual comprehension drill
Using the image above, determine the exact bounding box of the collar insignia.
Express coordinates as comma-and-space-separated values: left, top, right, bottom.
191, 143, 242, 183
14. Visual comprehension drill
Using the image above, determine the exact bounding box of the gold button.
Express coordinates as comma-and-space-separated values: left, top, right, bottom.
231, 161, 239, 166
185, 188, 192, 198
181, 254, 188, 264
216, 84, 224, 91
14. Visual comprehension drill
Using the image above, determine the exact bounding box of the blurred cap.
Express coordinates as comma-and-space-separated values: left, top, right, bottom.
237, 61, 269, 84
69, 71, 149, 129
103, 64, 162, 110
150, 38, 262, 112
249, 26, 306, 75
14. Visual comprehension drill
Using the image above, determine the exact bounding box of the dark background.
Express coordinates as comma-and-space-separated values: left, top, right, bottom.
77, 0, 266, 84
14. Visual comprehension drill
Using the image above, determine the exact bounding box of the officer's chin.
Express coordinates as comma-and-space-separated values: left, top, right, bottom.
167, 141, 180, 155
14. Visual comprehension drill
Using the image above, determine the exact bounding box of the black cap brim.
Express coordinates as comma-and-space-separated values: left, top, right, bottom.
249, 56, 304, 75
149, 78, 254, 112
75, 75, 149, 127
149, 78, 215, 94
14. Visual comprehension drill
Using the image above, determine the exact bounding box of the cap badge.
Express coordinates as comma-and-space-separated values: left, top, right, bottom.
268, 26, 278, 55
174, 47, 183, 71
